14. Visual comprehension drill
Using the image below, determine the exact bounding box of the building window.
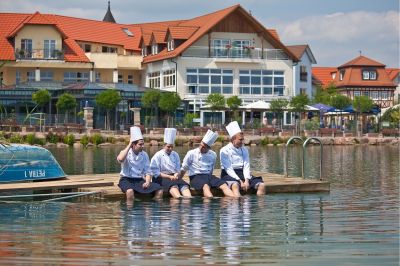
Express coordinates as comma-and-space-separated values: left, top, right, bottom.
148, 71, 160, 88
27, 71, 35, 82
212, 39, 230, 57
84, 44, 91, 52
300, 66, 308, 82
40, 71, 53, 81
163, 69, 175, 87
142, 47, 148, 56
239, 69, 285, 96
354, 91, 360, 97
20, 39, 32, 58
118, 74, 123, 83
186, 68, 233, 95
95, 72, 101, 82
362, 70, 377, 80
127, 75, 133, 84
167, 39, 175, 51
339, 70, 345, 81
232, 40, 251, 58
102, 46, 117, 53
151, 43, 158, 55
381, 91, 388, 99
64, 72, 90, 83
371, 91, 379, 100
44, 40, 56, 58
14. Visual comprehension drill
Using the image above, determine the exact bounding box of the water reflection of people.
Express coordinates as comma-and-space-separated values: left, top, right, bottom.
150, 128, 192, 198
178, 130, 234, 198
117, 126, 163, 203
220, 121, 265, 197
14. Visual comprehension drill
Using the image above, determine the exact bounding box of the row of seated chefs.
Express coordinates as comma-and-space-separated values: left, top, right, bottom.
116, 121, 266, 201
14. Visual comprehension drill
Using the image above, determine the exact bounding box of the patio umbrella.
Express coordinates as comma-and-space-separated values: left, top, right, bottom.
311, 103, 334, 113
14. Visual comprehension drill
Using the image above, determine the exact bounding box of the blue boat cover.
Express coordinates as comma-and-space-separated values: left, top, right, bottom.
0, 144, 66, 183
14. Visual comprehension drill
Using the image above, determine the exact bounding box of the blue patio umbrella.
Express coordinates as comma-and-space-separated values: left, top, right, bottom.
311, 103, 334, 113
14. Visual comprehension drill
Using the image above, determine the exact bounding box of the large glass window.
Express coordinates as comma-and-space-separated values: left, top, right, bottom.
239, 69, 285, 95
148, 71, 160, 89
212, 39, 230, 57
63, 72, 90, 83
40, 71, 53, 81
163, 69, 175, 87
186, 68, 233, 95
232, 40, 251, 58
44, 40, 56, 58
27, 71, 35, 82
20, 39, 32, 58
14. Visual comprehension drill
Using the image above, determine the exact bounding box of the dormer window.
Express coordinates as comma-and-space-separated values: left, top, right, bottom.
142, 47, 148, 57
167, 39, 175, 51
362, 69, 377, 80
151, 43, 158, 55
339, 70, 345, 81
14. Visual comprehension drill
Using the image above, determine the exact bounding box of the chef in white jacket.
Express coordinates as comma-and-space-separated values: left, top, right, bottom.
117, 126, 163, 202
150, 128, 191, 198
178, 129, 234, 198
220, 121, 265, 196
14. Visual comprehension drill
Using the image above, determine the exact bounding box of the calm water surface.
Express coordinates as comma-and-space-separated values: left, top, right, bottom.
0, 145, 398, 265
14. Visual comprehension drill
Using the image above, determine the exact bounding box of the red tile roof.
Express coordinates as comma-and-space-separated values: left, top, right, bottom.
338, 55, 385, 68
0, 5, 298, 65
286, 45, 308, 59
142, 4, 298, 63
313, 56, 396, 88
167, 26, 198, 40
312, 67, 337, 87
386, 68, 400, 81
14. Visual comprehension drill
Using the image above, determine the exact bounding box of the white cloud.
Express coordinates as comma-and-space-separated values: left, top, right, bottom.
276, 11, 399, 67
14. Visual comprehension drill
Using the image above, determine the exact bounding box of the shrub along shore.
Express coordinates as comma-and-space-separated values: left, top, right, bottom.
0, 131, 398, 148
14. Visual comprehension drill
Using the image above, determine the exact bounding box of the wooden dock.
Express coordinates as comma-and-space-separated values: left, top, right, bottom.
0, 170, 329, 198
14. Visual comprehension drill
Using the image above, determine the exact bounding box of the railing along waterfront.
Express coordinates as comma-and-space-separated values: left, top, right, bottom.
182, 46, 289, 60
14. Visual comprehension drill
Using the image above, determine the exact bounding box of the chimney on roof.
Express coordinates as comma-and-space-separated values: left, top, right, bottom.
103, 1, 116, 23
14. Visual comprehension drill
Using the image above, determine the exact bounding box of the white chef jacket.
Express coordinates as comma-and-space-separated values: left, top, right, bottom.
150, 149, 180, 177
119, 149, 151, 178
220, 143, 251, 180
181, 147, 216, 176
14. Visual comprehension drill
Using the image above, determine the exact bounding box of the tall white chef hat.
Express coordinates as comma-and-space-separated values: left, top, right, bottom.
226, 121, 242, 138
201, 129, 218, 147
164, 128, 177, 145
130, 126, 143, 142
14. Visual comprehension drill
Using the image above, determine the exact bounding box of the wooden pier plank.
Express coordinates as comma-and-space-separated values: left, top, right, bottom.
0, 171, 329, 196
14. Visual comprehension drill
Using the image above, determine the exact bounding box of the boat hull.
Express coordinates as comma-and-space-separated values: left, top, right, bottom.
0, 144, 66, 183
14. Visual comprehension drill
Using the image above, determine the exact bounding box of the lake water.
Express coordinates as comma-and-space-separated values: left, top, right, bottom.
0, 145, 398, 265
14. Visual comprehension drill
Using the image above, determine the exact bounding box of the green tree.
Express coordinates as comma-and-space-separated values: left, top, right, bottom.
56, 93, 77, 124
95, 89, 122, 130
32, 89, 51, 112
270, 98, 289, 129
312, 83, 338, 105
290, 94, 309, 134
353, 95, 374, 134
206, 93, 225, 127
159, 92, 181, 127
226, 95, 242, 122
330, 94, 351, 130
142, 90, 161, 127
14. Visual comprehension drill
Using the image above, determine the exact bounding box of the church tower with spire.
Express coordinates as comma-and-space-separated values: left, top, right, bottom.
103, 1, 116, 23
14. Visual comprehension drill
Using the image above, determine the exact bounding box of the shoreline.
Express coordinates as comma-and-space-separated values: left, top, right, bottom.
1, 131, 398, 148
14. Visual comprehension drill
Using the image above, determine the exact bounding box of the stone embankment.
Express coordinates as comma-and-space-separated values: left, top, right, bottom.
2, 131, 399, 148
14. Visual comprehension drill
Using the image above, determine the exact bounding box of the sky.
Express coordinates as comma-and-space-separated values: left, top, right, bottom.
1, 0, 399, 68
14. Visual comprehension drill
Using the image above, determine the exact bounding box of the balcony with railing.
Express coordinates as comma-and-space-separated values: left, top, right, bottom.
182, 46, 289, 60
15, 49, 64, 60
